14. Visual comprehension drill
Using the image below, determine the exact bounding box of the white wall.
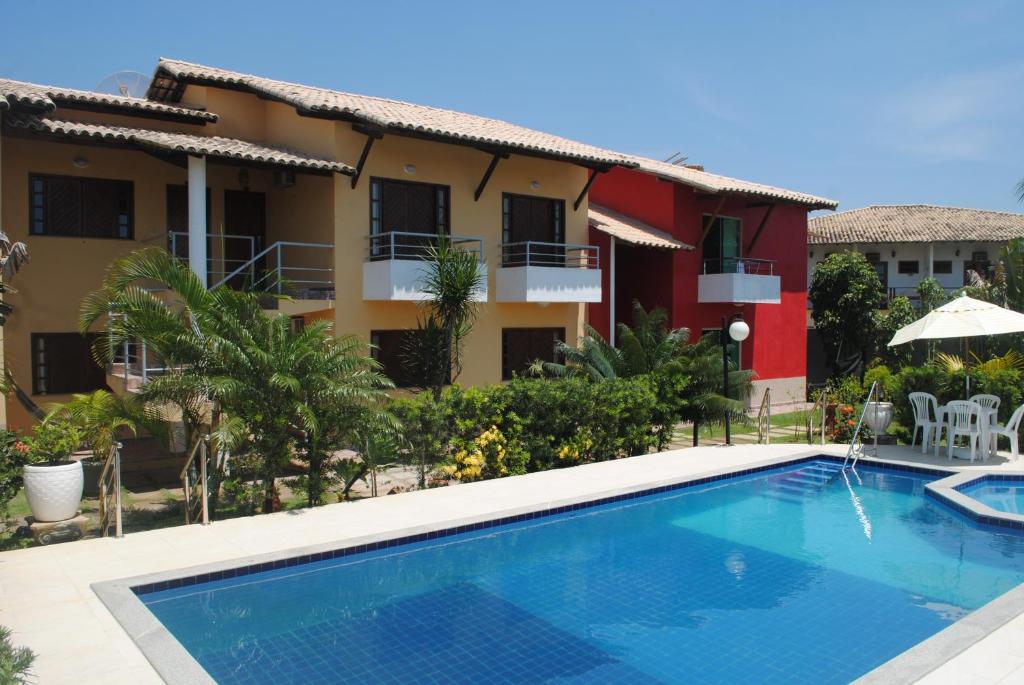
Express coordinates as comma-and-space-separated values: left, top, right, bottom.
807, 242, 999, 296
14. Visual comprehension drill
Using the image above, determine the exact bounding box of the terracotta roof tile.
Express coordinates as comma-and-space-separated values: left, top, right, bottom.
4, 113, 353, 175
588, 205, 692, 250
0, 78, 216, 123
808, 205, 1024, 244
151, 59, 633, 167
629, 156, 838, 209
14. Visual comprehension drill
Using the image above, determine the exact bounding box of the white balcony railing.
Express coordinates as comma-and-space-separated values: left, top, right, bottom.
362, 231, 487, 301
698, 258, 780, 304
496, 241, 602, 303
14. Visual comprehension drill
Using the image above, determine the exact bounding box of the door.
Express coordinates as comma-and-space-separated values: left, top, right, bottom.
702, 217, 741, 273
502, 194, 564, 266
372, 178, 449, 260
224, 190, 266, 288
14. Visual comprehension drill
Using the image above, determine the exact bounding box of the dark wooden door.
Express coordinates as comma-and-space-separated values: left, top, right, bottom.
378, 179, 446, 259
224, 190, 266, 288
504, 195, 563, 266
166, 185, 212, 281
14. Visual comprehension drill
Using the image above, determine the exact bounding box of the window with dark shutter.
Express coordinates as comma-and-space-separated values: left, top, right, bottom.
31, 333, 108, 395
29, 174, 133, 239
501, 328, 565, 380
501, 194, 565, 266
369, 178, 449, 260
370, 330, 417, 388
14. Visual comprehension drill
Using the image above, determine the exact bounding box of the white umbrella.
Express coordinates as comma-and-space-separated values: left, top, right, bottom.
888, 295, 1024, 346
888, 294, 1024, 396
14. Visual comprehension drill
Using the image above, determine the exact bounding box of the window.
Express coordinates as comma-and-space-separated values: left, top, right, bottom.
701, 216, 741, 274
29, 174, 133, 239
501, 194, 565, 266
369, 178, 449, 260
897, 260, 919, 275
965, 250, 992, 280
370, 330, 417, 388
864, 253, 888, 285
502, 328, 565, 380
31, 333, 108, 395
289, 316, 305, 335
933, 260, 953, 274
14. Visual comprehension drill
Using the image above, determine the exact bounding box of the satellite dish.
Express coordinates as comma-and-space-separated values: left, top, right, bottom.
95, 71, 150, 98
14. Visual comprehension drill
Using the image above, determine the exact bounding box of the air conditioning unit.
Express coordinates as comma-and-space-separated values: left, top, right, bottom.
273, 169, 296, 188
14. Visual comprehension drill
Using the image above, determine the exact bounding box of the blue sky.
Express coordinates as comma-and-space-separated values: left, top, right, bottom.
3, 0, 1022, 213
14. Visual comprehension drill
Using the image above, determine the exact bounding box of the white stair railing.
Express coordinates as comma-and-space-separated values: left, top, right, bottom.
211, 241, 334, 298
807, 390, 828, 445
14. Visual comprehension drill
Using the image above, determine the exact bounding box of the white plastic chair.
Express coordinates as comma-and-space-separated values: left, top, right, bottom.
989, 403, 1024, 461
908, 392, 941, 454
945, 400, 983, 462
969, 394, 1001, 426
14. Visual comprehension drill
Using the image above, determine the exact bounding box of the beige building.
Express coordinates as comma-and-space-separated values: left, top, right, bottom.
0, 59, 633, 431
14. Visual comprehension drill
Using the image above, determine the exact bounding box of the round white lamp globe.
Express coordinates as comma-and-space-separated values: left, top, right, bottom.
728, 319, 750, 342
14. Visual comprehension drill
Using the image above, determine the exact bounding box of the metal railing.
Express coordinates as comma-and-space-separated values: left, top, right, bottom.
169, 231, 258, 287
702, 258, 776, 276
843, 381, 878, 470
367, 231, 484, 262
500, 241, 600, 269
117, 339, 170, 386
181, 436, 210, 526
98, 442, 123, 538
885, 285, 961, 305
807, 391, 828, 445
756, 388, 772, 444
212, 241, 334, 299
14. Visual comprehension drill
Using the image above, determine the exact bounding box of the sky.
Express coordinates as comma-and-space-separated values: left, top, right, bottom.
2, 0, 1023, 214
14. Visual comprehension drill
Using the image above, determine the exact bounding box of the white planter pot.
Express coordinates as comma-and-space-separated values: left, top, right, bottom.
23, 461, 84, 522
863, 401, 894, 435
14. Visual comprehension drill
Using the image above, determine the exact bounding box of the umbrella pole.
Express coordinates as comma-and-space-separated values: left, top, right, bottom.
965, 337, 971, 398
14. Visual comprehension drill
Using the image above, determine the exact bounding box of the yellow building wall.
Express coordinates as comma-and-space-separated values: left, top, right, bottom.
0, 84, 594, 427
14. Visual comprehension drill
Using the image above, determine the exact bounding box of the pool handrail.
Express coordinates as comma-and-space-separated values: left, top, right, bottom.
843, 380, 878, 470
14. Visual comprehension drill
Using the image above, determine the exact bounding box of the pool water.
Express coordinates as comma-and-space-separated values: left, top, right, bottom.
961, 478, 1024, 514
139, 460, 1024, 684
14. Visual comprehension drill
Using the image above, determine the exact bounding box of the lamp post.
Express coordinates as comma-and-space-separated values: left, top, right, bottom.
721, 314, 750, 445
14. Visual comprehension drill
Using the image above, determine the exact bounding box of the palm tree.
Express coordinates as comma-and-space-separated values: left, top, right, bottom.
404, 235, 485, 395
44, 390, 163, 460
534, 301, 753, 446
81, 248, 391, 513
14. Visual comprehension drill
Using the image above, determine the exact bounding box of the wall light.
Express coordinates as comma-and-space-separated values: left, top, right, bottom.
530, 181, 541, 190
404, 164, 417, 175
809, 250, 815, 258
72, 156, 90, 169
238, 168, 250, 191
955, 248, 961, 256
891, 250, 896, 258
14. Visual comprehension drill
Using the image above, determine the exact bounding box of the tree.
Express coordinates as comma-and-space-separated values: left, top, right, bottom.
81, 248, 390, 514
534, 301, 752, 447
875, 296, 916, 368
809, 251, 882, 379
402, 236, 485, 396
44, 390, 163, 460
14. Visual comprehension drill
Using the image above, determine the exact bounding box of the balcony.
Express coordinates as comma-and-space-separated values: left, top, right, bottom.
495, 242, 602, 303
697, 258, 780, 304
362, 231, 487, 301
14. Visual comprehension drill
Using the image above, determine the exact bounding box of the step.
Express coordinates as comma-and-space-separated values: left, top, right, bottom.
788, 473, 830, 485
762, 491, 806, 504
773, 482, 813, 496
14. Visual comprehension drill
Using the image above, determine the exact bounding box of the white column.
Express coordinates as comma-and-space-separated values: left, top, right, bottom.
609, 236, 616, 347
927, 243, 934, 278
187, 155, 208, 285
0, 112, 6, 428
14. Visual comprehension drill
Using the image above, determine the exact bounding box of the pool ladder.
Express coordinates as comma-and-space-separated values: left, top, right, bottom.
842, 381, 878, 470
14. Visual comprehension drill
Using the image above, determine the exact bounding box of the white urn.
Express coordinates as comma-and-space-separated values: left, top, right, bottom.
23, 461, 84, 522
863, 401, 894, 435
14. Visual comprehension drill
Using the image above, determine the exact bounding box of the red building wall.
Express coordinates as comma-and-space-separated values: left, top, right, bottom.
588, 167, 808, 384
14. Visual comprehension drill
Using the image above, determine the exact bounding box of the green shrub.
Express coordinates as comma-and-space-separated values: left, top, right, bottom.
863, 364, 899, 401
395, 375, 662, 481
0, 431, 29, 522
0, 625, 35, 685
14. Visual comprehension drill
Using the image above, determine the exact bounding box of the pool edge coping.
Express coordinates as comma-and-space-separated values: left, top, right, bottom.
91, 449, 1017, 685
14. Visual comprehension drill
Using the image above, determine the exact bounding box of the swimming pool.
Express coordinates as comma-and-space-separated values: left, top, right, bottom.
960, 476, 1024, 515
133, 458, 1024, 684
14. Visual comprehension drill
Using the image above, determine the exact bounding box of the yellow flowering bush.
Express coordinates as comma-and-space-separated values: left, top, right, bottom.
443, 425, 522, 482
556, 430, 594, 463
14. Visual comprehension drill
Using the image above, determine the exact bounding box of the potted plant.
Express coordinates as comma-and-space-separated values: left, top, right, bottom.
22, 420, 85, 522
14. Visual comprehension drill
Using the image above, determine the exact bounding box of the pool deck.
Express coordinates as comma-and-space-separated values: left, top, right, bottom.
3, 442, 1024, 684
